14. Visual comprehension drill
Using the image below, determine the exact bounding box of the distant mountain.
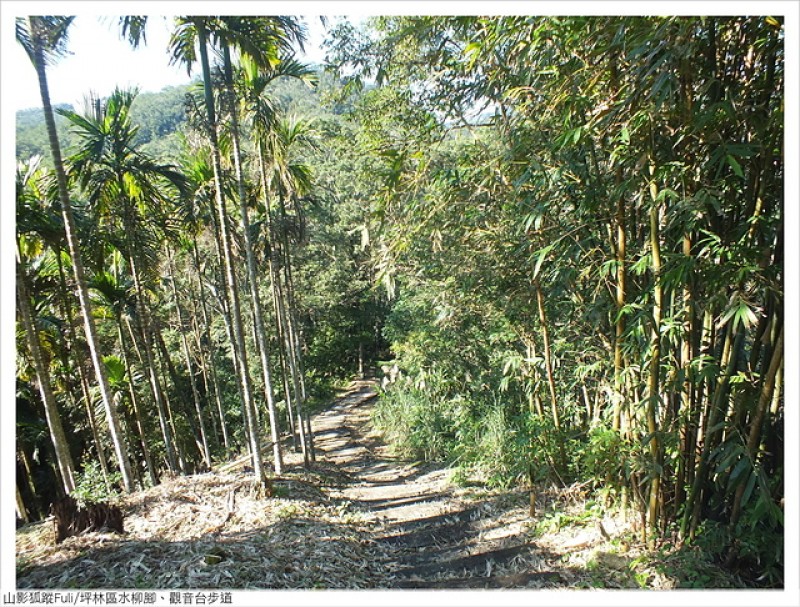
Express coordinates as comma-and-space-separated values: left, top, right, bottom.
16, 69, 342, 166
16, 85, 192, 164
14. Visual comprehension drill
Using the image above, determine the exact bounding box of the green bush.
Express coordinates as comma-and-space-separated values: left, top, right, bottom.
372, 384, 458, 461
72, 460, 121, 507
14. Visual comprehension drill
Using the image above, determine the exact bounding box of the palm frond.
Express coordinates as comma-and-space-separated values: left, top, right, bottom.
118, 15, 148, 49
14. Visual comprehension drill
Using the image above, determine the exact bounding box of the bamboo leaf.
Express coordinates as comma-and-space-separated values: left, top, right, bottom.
533, 243, 555, 280
726, 154, 744, 178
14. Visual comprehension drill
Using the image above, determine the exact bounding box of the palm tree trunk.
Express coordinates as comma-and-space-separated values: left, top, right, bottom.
274, 186, 313, 460
272, 268, 300, 450
16, 262, 76, 494
206, 199, 251, 452
125, 315, 179, 473
54, 248, 111, 483
258, 144, 299, 451
166, 246, 212, 468
18, 445, 41, 519
30, 20, 133, 492
16, 483, 30, 524
277, 231, 310, 465
222, 44, 284, 475
117, 322, 158, 486
189, 240, 230, 451
196, 22, 266, 487
151, 333, 187, 473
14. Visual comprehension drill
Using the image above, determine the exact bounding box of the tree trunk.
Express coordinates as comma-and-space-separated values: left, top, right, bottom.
126, 307, 179, 474
117, 322, 158, 486
645, 193, 664, 546
258, 143, 299, 451
278, 231, 310, 465
16, 262, 76, 495
16, 483, 30, 524
190, 239, 230, 451
534, 280, 560, 430
54, 249, 111, 483
30, 19, 133, 492
222, 44, 283, 476
196, 22, 266, 486
206, 200, 251, 452
167, 246, 212, 468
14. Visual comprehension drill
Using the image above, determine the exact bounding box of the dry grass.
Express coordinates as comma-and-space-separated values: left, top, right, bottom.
17, 470, 392, 589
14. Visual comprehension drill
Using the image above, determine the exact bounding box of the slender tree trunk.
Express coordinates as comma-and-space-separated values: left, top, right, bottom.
279, 235, 310, 464
273, 270, 299, 449
152, 337, 187, 474
222, 44, 283, 476
16, 483, 30, 524
282, 251, 309, 405
77, 354, 111, 484
166, 246, 212, 468
189, 240, 230, 451
125, 315, 179, 473
272, 189, 311, 463
258, 144, 299, 451
117, 322, 158, 486
534, 280, 560, 430
30, 20, 133, 492
54, 249, 111, 483
206, 202, 251, 452
196, 23, 266, 486
645, 194, 664, 545
16, 262, 76, 494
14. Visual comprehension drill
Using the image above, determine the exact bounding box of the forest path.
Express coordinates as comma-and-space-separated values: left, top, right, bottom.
309, 380, 569, 589
16, 381, 641, 590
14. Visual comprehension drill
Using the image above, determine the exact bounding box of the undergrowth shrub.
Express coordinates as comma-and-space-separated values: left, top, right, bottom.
72, 460, 121, 507
372, 384, 458, 461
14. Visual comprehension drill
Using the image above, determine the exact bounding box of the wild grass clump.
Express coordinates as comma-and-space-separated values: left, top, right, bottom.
372, 384, 457, 461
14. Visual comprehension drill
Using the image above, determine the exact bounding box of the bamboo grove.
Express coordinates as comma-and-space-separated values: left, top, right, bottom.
15, 15, 785, 584
330, 16, 784, 580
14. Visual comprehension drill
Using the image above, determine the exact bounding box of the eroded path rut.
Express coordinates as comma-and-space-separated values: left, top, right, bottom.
311, 380, 565, 589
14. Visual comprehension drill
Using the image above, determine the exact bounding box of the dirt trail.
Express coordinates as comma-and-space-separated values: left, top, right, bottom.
311, 380, 567, 588
17, 380, 648, 590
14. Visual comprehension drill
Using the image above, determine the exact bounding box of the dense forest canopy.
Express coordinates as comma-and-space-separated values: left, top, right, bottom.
14, 13, 787, 589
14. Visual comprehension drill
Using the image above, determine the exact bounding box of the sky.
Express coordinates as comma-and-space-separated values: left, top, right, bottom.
9, 15, 330, 112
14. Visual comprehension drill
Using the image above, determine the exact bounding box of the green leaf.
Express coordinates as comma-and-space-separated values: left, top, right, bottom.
728, 457, 751, 489
741, 468, 758, 506
533, 244, 555, 279
726, 154, 744, 178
